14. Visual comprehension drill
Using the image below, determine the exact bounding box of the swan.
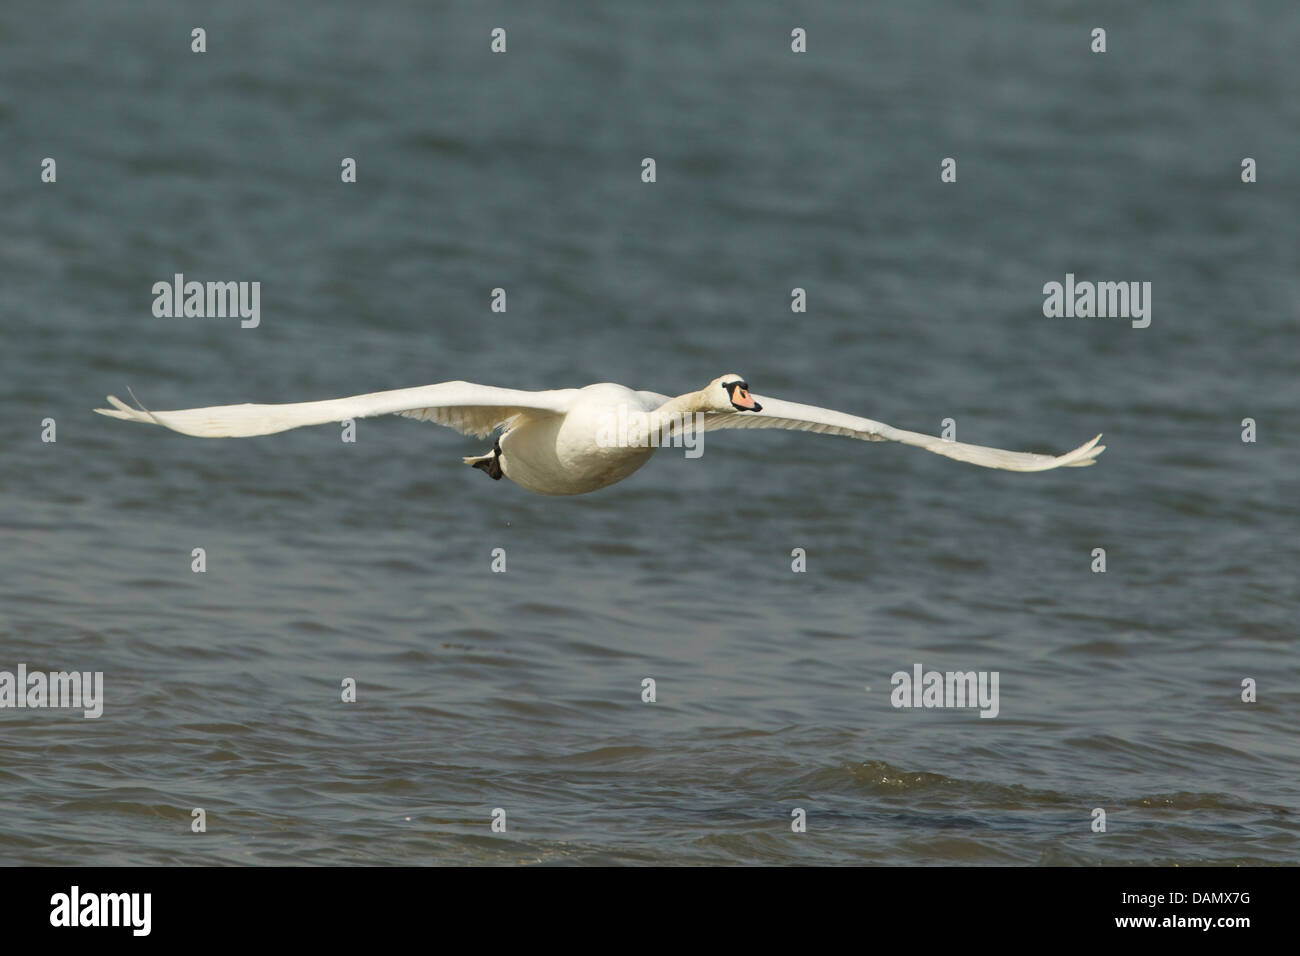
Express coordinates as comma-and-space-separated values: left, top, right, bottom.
94, 374, 1105, 496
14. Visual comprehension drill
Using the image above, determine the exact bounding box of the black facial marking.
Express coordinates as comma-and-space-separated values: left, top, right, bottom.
723, 380, 761, 413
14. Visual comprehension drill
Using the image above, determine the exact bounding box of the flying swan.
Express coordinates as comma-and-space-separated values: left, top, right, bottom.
94, 374, 1104, 496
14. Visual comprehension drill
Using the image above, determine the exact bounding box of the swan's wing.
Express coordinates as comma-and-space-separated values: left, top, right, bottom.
93, 381, 578, 439
702, 395, 1105, 472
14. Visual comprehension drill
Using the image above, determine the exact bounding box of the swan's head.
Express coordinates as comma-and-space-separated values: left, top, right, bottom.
709, 374, 762, 413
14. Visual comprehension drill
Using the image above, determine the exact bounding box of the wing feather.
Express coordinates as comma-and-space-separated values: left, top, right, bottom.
93, 381, 576, 439
703, 395, 1104, 472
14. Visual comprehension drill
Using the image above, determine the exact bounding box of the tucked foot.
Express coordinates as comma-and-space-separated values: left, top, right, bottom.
462, 437, 503, 480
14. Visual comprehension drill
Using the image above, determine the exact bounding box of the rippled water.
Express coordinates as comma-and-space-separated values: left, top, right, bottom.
2, 0, 1298, 864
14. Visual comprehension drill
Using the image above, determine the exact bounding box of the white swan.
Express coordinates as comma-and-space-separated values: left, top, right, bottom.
94, 374, 1104, 496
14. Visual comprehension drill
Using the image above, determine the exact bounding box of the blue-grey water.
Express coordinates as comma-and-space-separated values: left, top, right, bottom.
2, 0, 1298, 865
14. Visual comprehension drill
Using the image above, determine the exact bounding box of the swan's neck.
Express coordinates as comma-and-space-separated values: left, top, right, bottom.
652, 388, 710, 419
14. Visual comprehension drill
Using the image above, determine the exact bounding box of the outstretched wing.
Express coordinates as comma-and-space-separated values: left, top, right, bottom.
702, 394, 1104, 471
93, 381, 578, 439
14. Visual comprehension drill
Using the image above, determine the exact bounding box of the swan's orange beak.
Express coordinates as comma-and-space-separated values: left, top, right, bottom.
728, 384, 761, 412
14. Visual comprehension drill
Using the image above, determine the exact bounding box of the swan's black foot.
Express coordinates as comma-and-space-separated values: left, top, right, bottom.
464, 438, 503, 480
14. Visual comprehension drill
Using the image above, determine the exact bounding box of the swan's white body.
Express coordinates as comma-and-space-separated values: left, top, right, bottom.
94, 374, 1104, 496
489, 382, 666, 495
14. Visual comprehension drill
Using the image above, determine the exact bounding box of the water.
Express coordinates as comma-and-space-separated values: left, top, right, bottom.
1, 0, 1297, 864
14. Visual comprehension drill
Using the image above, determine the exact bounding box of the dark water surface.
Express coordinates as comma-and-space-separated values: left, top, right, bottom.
2, 1, 1297, 864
